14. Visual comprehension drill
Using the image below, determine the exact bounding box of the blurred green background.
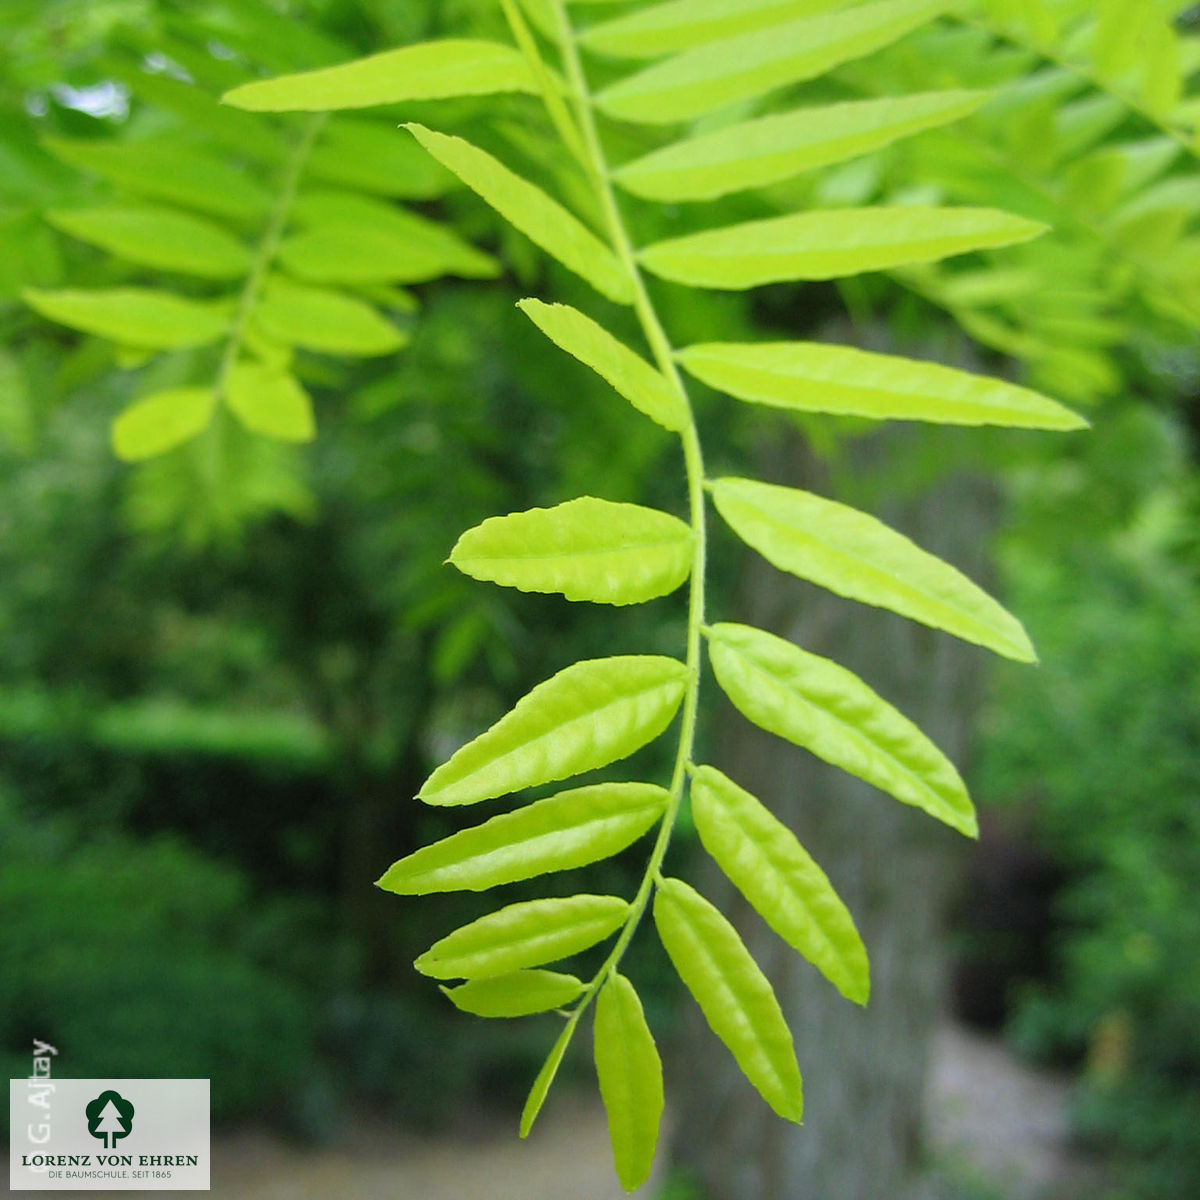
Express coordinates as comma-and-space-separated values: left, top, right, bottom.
1, 2, 1199, 1199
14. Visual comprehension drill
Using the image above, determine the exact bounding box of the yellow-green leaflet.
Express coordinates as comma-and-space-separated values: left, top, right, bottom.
221, 40, 539, 111
594, 0, 949, 125
442, 970, 584, 1017
417, 655, 688, 806
44, 137, 270, 222
111, 388, 216, 462
517, 299, 688, 433
705, 625, 978, 836
711, 478, 1036, 661
653, 877, 803, 1122
23, 288, 228, 349
253, 278, 407, 357
521, 1019, 575, 1138
377, 782, 668, 894
690, 765, 870, 1003
677, 340, 1086, 429
223, 361, 315, 442
450, 497, 692, 605
278, 222, 495, 286
593, 974, 664, 1192
638, 207, 1047, 289
46, 206, 252, 280
405, 125, 633, 305
415, 894, 630, 979
613, 91, 987, 202
581, 0, 858, 59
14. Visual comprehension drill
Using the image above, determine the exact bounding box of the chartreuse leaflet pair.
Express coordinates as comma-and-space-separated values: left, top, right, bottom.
224, 0, 1088, 1189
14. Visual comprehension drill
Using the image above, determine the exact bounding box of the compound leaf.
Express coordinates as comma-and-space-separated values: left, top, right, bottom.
415, 894, 630, 979
442, 970, 584, 1017
418, 655, 688, 806
594, 0, 949, 124
254, 278, 407, 356
378, 782, 668, 894
111, 387, 216, 462
594, 973, 664, 1192
224, 360, 315, 441
222, 39, 539, 111
706, 624, 977, 836
46, 205, 252, 280
677, 340, 1086, 429
517, 299, 688, 432
405, 125, 633, 304
450, 496, 692, 604
711, 477, 1035, 661
23, 287, 228, 349
690, 764, 870, 1002
639, 207, 1046, 289
654, 877, 803, 1122
613, 90, 987, 202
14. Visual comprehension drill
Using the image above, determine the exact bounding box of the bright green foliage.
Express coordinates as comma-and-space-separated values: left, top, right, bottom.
654, 876, 804, 1122
414, 894, 630, 979
449, 498, 692, 604
405, 124, 633, 304
517, 299, 689, 431
690, 765, 869, 1003
23, 288, 229, 350
678, 340, 1087, 429
251, 279, 408, 357
639, 206, 1047, 289
378, 783, 667, 893
417, 655, 687, 806
613, 89, 988, 201
705, 625, 977, 836
111, 389, 218, 462
218, 0, 1098, 1185
223, 40, 540, 111
593, 973, 664, 1191
443, 970, 585, 1018
224, 361, 315, 443
711, 477, 1036, 661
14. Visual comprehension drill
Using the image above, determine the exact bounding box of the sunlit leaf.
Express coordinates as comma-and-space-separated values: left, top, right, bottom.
517, 299, 688, 432
23, 287, 228, 349
442, 970, 584, 1017
415, 894, 630, 979
653, 877, 803, 1121
405, 125, 633, 304
44, 137, 270, 222
254, 277, 407, 356
594, 0, 950, 124
308, 116, 455, 198
711, 478, 1036, 661
594, 973, 664, 1191
222, 40, 539, 111
450, 497, 692, 604
223, 360, 315, 442
613, 91, 987, 202
639, 207, 1046, 289
706, 625, 977, 835
111, 387, 216, 462
677, 340, 1086, 429
46, 205, 252, 280
690, 764, 870, 1001
378, 782, 667, 894
418, 655, 688, 806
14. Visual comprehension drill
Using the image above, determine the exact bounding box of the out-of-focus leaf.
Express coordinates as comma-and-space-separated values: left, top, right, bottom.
254, 278, 407, 356
23, 288, 228, 349
111, 387, 216, 462
223, 360, 315, 442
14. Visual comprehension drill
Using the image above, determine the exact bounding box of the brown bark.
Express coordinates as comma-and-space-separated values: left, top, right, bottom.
673, 427, 1000, 1199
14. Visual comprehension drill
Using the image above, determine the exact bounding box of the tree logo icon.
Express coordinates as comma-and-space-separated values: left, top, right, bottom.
85, 1090, 135, 1150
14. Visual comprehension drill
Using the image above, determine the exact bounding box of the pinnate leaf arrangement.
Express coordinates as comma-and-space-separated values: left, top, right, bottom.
226, 0, 1089, 1189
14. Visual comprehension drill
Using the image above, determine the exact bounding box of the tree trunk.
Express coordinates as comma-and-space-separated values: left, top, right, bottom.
673, 426, 1000, 1199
